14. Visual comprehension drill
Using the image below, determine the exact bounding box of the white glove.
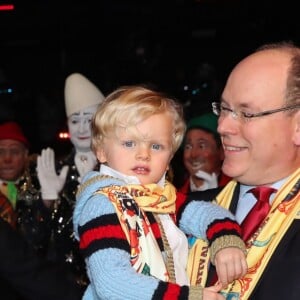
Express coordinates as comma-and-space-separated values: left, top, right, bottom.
74, 151, 97, 180
37, 148, 69, 200
191, 170, 218, 191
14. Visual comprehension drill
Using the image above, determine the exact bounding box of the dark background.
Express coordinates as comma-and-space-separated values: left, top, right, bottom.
1, 0, 299, 154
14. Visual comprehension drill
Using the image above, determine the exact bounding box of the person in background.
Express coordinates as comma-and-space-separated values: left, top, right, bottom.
0, 121, 29, 227
176, 112, 231, 194
37, 72, 105, 287
73, 85, 247, 300
0, 121, 51, 253
0, 121, 74, 299
0, 217, 83, 300
186, 41, 300, 299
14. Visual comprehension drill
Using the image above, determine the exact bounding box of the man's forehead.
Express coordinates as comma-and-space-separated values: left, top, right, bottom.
224, 51, 289, 103
0, 139, 24, 148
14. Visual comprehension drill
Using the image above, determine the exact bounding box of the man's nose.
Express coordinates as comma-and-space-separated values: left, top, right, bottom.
217, 114, 239, 136
1, 151, 13, 161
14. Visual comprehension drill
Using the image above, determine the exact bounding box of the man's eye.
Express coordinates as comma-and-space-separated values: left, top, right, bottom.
221, 105, 232, 112
122, 141, 135, 148
11, 149, 20, 155
184, 144, 192, 150
198, 142, 208, 150
82, 117, 93, 123
241, 111, 254, 118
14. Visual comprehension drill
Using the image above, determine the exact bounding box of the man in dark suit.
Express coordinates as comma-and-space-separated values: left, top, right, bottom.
0, 217, 83, 300
181, 42, 300, 299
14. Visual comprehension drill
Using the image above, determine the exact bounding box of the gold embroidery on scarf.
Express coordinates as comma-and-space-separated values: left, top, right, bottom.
153, 213, 176, 283
186, 169, 300, 299
221, 169, 300, 299
187, 239, 209, 286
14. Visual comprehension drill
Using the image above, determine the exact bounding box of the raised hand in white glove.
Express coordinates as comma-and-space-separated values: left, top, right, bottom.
37, 147, 69, 200
191, 170, 218, 191
74, 151, 97, 181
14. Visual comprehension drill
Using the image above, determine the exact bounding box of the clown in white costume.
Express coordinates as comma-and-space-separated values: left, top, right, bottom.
37, 72, 105, 288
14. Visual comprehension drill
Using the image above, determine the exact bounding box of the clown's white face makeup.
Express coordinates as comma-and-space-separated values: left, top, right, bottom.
67, 104, 98, 152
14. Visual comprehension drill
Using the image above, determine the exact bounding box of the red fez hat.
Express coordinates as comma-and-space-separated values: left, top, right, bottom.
0, 122, 29, 147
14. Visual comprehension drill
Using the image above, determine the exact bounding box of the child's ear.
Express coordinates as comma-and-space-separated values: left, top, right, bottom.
96, 148, 107, 163
292, 110, 300, 146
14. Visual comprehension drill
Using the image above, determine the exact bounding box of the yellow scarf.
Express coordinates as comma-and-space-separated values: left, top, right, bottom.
188, 168, 300, 299
96, 181, 177, 282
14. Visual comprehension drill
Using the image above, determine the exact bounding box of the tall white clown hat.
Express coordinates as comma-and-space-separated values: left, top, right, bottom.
64, 73, 105, 117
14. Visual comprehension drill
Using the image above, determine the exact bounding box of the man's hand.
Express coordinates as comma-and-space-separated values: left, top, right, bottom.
37, 148, 69, 200
203, 282, 225, 300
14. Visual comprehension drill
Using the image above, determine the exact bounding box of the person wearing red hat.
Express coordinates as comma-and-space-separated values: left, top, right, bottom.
0, 121, 84, 299
0, 121, 31, 227
0, 121, 29, 181
0, 121, 51, 236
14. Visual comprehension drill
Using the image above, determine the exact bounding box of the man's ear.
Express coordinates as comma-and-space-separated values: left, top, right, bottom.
292, 110, 300, 146
96, 148, 107, 163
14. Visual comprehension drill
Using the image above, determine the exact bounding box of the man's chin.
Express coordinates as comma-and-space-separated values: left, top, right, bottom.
0, 174, 18, 181
222, 163, 239, 179
189, 165, 205, 174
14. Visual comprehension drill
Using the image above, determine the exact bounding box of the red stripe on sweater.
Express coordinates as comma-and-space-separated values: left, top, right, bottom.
163, 283, 181, 299
207, 220, 241, 240
80, 224, 126, 250
151, 221, 162, 239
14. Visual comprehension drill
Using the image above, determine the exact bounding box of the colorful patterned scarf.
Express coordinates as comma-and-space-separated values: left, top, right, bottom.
97, 181, 177, 282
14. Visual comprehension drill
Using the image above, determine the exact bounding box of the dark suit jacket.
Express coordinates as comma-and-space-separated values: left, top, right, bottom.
186, 186, 300, 300
0, 218, 84, 300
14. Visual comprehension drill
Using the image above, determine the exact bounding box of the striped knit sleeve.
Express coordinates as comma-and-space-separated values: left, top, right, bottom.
76, 193, 204, 299
178, 200, 244, 262
78, 213, 130, 258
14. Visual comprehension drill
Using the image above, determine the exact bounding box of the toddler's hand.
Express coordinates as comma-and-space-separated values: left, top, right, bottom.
214, 247, 247, 288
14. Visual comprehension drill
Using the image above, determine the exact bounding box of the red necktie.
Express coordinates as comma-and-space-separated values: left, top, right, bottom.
209, 186, 277, 286
241, 186, 277, 241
